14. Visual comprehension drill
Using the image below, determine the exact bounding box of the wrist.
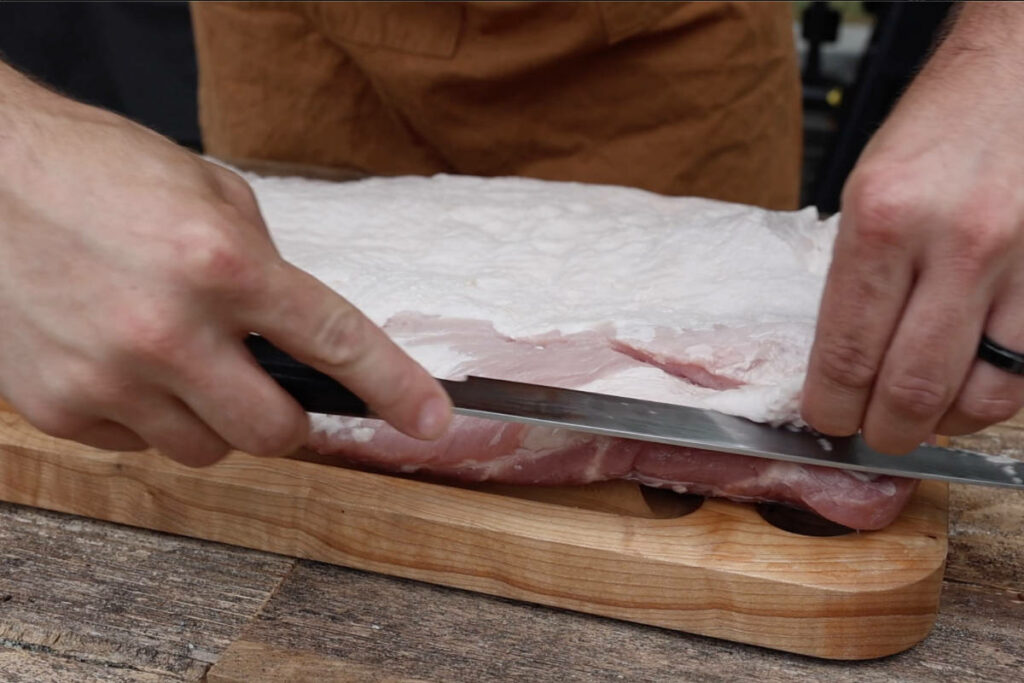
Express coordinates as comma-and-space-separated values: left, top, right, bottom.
0, 62, 126, 167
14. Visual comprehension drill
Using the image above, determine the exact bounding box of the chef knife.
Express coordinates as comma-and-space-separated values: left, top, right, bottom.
245, 335, 1024, 490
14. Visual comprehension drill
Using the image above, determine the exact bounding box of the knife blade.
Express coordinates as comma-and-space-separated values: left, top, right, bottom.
245, 335, 1024, 490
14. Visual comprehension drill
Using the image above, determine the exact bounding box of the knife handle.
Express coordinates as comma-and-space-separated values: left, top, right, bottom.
244, 335, 370, 417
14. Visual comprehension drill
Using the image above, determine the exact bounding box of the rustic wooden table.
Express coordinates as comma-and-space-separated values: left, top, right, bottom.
1, 416, 1022, 682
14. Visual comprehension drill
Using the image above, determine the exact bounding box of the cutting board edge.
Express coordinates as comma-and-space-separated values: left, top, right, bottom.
0, 415, 948, 660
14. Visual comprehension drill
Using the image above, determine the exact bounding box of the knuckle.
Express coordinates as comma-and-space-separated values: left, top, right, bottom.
42, 362, 90, 405
954, 393, 1021, 426
86, 379, 129, 412
842, 166, 918, 249
214, 168, 257, 205
815, 340, 879, 391
38, 361, 123, 420
244, 412, 306, 457
312, 306, 370, 368
21, 400, 85, 440
178, 223, 257, 293
117, 311, 184, 363
946, 203, 1017, 271
59, 361, 132, 413
882, 373, 950, 418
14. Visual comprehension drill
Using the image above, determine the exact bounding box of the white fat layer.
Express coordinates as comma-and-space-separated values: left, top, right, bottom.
309, 413, 376, 441
350, 427, 376, 443
248, 173, 839, 425
522, 427, 582, 452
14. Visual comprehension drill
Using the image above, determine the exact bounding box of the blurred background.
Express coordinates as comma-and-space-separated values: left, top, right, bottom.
792, 1, 953, 211
0, 1, 953, 212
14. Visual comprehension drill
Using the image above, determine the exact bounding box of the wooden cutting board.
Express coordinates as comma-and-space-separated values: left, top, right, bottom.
0, 403, 947, 660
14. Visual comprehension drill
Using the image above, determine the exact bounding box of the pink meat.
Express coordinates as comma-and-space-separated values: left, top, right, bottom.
307, 313, 918, 531
308, 415, 917, 531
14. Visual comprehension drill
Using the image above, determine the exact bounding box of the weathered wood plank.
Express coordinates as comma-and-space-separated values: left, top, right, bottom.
0, 502, 294, 680
207, 641, 428, 683
947, 413, 1024, 591
0, 649, 181, 683
207, 559, 1023, 683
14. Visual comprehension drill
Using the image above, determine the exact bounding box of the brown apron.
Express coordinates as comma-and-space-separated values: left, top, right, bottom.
191, 2, 801, 209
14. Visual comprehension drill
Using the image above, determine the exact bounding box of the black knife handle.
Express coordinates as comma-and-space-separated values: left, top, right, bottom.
244, 335, 370, 417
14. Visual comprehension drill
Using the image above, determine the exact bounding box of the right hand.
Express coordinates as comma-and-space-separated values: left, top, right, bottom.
0, 65, 451, 466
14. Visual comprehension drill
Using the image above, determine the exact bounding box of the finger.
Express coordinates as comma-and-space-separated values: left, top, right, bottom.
937, 289, 1024, 435
861, 268, 986, 453
801, 211, 915, 436
170, 339, 309, 458
6, 395, 147, 452
937, 360, 1024, 435
123, 395, 231, 467
73, 420, 149, 451
242, 262, 452, 440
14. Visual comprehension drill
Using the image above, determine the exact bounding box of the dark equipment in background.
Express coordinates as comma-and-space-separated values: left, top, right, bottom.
0, 2, 200, 150
798, 1, 846, 208
1, 2, 955, 209
801, 1, 955, 211
801, 1, 842, 90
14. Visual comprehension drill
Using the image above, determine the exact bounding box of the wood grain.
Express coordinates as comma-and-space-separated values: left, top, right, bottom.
207, 641, 428, 683
205, 556, 1023, 683
0, 496, 1016, 682
0, 501, 294, 680
0, 406, 946, 660
0, 649, 181, 682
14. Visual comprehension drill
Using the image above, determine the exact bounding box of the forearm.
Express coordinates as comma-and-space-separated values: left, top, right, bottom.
942, 2, 1024, 56
0, 59, 67, 120
0, 59, 153, 188
887, 3, 1024, 135
0, 60, 127, 146
0, 61, 37, 152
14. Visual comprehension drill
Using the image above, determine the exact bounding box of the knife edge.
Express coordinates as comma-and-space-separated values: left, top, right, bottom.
443, 376, 1024, 490
244, 335, 1024, 490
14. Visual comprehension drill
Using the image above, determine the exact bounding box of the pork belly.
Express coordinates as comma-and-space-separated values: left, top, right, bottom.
249, 173, 917, 530
307, 314, 917, 531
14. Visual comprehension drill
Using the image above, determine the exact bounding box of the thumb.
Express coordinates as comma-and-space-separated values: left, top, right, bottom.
243, 261, 452, 439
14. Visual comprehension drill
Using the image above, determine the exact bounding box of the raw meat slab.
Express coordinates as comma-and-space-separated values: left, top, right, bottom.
249, 173, 914, 529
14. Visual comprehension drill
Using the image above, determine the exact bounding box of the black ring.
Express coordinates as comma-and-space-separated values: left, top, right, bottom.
978, 335, 1024, 376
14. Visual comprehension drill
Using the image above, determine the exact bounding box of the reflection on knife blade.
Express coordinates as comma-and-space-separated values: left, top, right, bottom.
245, 334, 1024, 491
443, 375, 1024, 491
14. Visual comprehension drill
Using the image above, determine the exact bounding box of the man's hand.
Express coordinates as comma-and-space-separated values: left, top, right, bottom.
0, 63, 451, 466
802, 3, 1024, 453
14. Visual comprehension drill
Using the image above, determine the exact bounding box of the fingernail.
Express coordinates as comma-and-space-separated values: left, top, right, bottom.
417, 396, 452, 439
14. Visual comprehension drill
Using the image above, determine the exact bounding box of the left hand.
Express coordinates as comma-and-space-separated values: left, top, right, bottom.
801, 3, 1024, 453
